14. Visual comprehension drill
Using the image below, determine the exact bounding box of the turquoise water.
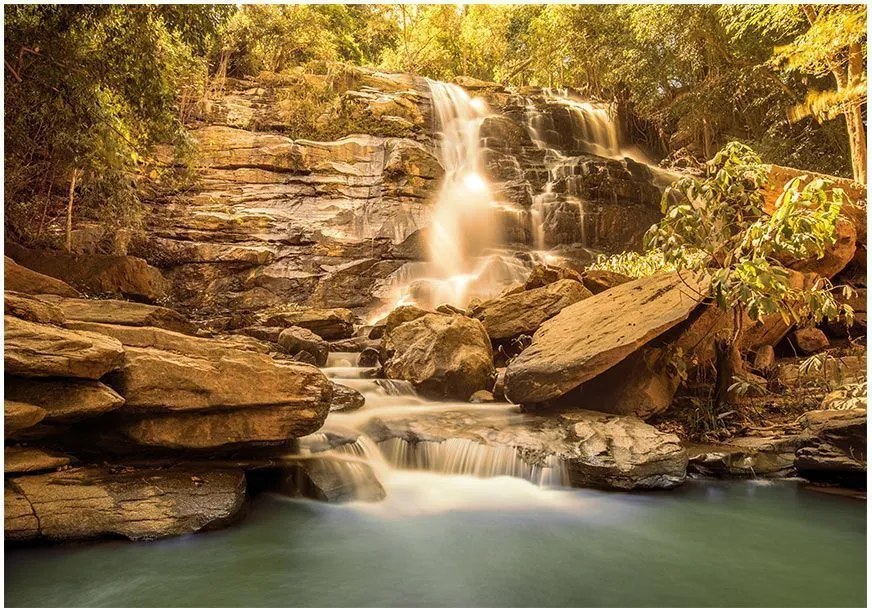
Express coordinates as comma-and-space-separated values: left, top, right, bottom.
5, 478, 866, 608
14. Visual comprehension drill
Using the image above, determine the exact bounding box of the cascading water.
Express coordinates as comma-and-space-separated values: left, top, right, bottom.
298, 353, 569, 501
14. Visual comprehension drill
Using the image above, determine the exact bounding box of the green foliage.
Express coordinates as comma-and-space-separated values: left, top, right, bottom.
588, 250, 678, 279
4, 5, 230, 243
643, 142, 850, 326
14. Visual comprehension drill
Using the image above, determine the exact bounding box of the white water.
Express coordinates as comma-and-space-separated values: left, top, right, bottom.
295, 353, 569, 508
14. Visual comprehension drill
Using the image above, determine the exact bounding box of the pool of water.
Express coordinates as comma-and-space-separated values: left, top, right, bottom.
5, 477, 866, 608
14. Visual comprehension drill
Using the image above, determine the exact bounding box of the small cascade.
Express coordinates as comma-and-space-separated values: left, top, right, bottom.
290, 356, 570, 502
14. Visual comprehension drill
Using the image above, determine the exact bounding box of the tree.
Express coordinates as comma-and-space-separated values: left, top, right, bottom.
4, 5, 230, 243
641, 142, 852, 409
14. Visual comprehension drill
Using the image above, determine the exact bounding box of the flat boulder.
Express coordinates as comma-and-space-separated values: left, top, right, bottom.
581, 270, 632, 294
263, 306, 357, 339
5, 316, 124, 379
505, 272, 706, 404
4, 291, 65, 324
4, 257, 79, 297
109, 346, 332, 414
118, 405, 330, 450
5, 378, 124, 422
50, 298, 195, 334
5, 467, 245, 542
382, 313, 494, 400
471, 279, 591, 340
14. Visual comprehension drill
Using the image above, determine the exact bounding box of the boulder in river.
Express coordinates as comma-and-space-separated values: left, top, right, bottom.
362, 406, 687, 490
795, 409, 866, 487
330, 383, 366, 412
278, 326, 329, 366
505, 272, 706, 405
263, 306, 358, 339
382, 312, 495, 400
471, 279, 592, 341
5, 467, 246, 542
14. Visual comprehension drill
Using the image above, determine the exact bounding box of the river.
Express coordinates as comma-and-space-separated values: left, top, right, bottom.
6, 478, 865, 608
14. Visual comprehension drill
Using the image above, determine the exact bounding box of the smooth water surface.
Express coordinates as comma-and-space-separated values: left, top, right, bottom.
5, 478, 865, 608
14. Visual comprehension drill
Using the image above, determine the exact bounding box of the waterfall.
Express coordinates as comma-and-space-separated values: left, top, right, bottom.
290, 353, 569, 502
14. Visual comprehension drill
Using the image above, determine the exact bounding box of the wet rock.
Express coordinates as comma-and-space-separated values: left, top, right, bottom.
4, 291, 66, 324
330, 383, 366, 412
109, 346, 331, 414
471, 279, 592, 341
505, 272, 706, 405
49, 297, 196, 334
5, 378, 124, 422
4, 256, 79, 297
6, 246, 169, 302
686, 436, 801, 478
5, 401, 46, 437
293, 351, 318, 365
5, 467, 246, 542
278, 326, 329, 366
793, 327, 830, 354
358, 347, 380, 368
263, 306, 357, 340
382, 313, 495, 400
581, 269, 632, 294
363, 407, 687, 490
278, 459, 385, 503
795, 409, 866, 487
5, 316, 124, 379
5, 447, 72, 475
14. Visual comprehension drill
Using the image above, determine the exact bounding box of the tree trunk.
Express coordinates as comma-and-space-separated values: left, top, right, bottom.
845, 42, 866, 184
65, 168, 80, 253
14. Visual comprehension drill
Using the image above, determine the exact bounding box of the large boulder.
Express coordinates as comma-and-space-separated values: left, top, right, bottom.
330, 383, 366, 412
5, 378, 124, 422
362, 407, 687, 490
505, 272, 705, 405
5, 316, 124, 379
4, 257, 79, 297
581, 270, 632, 294
471, 279, 592, 340
5, 467, 246, 542
382, 313, 495, 400
108, 346, 332, 414
263, 306, 357, 339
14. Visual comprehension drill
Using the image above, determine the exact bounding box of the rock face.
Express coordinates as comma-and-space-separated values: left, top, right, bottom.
363, 407, 687, 490
471, 279, 592, 340
382, 313, 495, 400
6, 467, 245, 542
5, 316, 124, 379
505, 272, 705, 405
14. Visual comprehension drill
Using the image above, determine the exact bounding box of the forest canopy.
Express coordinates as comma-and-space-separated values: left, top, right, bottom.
4, 3, 866, 241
